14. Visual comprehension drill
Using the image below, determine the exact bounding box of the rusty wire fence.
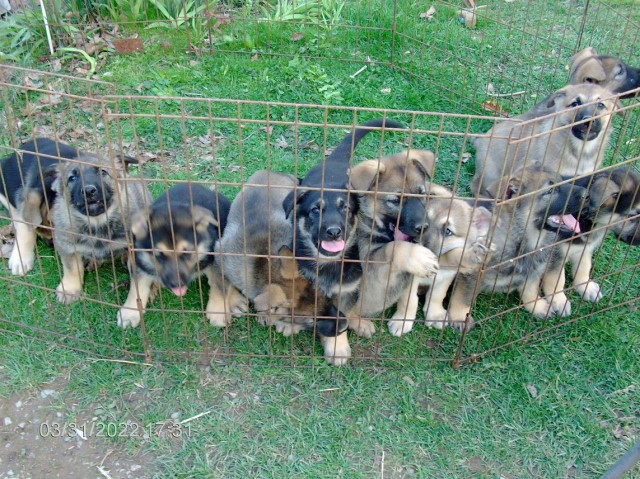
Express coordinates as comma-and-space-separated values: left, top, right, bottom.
0, 0, 639, 367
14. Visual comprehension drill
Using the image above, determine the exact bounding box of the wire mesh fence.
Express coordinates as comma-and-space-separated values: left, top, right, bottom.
0, 0, 639, 367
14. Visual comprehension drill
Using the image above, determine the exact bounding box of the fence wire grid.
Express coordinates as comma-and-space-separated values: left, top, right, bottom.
0, 0, 639, 367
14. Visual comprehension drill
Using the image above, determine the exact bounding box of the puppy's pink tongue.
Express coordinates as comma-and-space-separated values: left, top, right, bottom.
321, 240, 345, 253
172, 286, 188, 297
561, 214, 581, 233
394, 227, 411, 242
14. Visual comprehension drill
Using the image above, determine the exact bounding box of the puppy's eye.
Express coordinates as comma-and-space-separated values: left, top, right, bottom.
417, 185, 426, 195
542, 189, 553, 197
611, 192, 619, 199
67, 172, 77, 183
597, 102, 606, 110
385, 195, 401, 205
569, 99, 581, 108
100, 169, 110, 178
310, 206, 320, 215
444, 227, 454, 237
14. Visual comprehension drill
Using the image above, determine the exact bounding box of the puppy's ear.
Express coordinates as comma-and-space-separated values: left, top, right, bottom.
408, 149, 436, 180
278, 246, 299, 280
486, 175, 522, 200
283, 189, 307, 219
569, 47, 598, 71
544, 89, 568, 109
192, 206, 219, 233
471, 206, 492, 237
131, 210, 149, 239
283, 190, 296, 219
570, 58, 607, 85
349, 159, 386, 191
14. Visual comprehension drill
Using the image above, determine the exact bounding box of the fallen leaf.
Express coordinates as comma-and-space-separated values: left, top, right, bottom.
380, 87, 391, 94
525, 384, 538, 398
290, 32, 303, 41
402, 376, 415, 385
462, 0, 476, 7
486, 83, 494, 93
189, 60, 200, 67
37, 93, 63, 106
227, 164, 241, 172
419, 5, 436, 19
461, 152, 472, 163
481, 101, 509, 117
114, 38, 144, 54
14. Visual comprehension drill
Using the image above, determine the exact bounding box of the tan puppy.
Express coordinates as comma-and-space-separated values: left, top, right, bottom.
348, 149, 439, 336
389, 195, 493, 335
471, 83, 619, 197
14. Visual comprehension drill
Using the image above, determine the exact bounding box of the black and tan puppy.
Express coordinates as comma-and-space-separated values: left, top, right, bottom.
569, 47, 640, 99
390, 195, 493, 335
558, 167, 640, 302
47, 144, 150, 304
217, 170, 348, 364
0, 138, 79, 275
347, 149, 440, 337
447, 164, 587, 330
471, 83, 619, 197
282, 118, 404, 364
117, 183, 239, 328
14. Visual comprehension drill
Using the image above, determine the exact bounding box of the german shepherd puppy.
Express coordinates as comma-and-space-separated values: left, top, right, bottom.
118, 183, 238, 328
50, 145, 150, 304
282, 118, 404, 364
347, 149, 440, 337
0, 138, 79, 275
447, 164, 588, 330
569, 47, 640, 99
471, 83, 619, 197
389, 195, 493, 335
217, 170, 348, 364
558, 167, 640, 302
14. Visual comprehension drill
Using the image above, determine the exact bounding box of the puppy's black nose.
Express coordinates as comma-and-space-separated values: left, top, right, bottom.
84, 185, 98, 197
326, 226, 342, 240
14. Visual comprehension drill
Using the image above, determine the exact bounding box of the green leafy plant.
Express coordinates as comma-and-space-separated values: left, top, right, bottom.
262, 0, 345, 27
146, 0, 212, 30
92, 0, 150, 24
0, 8, 49, 62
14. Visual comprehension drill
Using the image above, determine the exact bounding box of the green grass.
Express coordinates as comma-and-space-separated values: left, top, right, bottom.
1, 0, 640, 477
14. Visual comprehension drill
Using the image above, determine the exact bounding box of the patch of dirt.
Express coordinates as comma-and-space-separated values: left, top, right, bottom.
0, 377, 156, 479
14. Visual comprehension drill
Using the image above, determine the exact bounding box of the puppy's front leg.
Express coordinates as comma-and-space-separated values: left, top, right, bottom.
320, 331, 351, 366
117, 271, 155, 328
388, 275, 421, 336
8, 214, 37, 275
56, 252, 85, 304
205, 266, 243, 327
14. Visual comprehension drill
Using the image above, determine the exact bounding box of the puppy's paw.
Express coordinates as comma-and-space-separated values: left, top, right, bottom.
321, 333, 351, 366
446, 307, 474, 332
8, 251, 35, 275
388, 318, 414, 337
55, 282, 82, 305
402, 245, 439, 278
549, 293, 572, 317
207, 311, 231, 327
449, 316, 474, 332
576, 280, 602, 303
348, 317, 375, 338
527, 297, 553, 319
424, 307, 447, 330
275, 321, 304, 337
117, 308, 141, 329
